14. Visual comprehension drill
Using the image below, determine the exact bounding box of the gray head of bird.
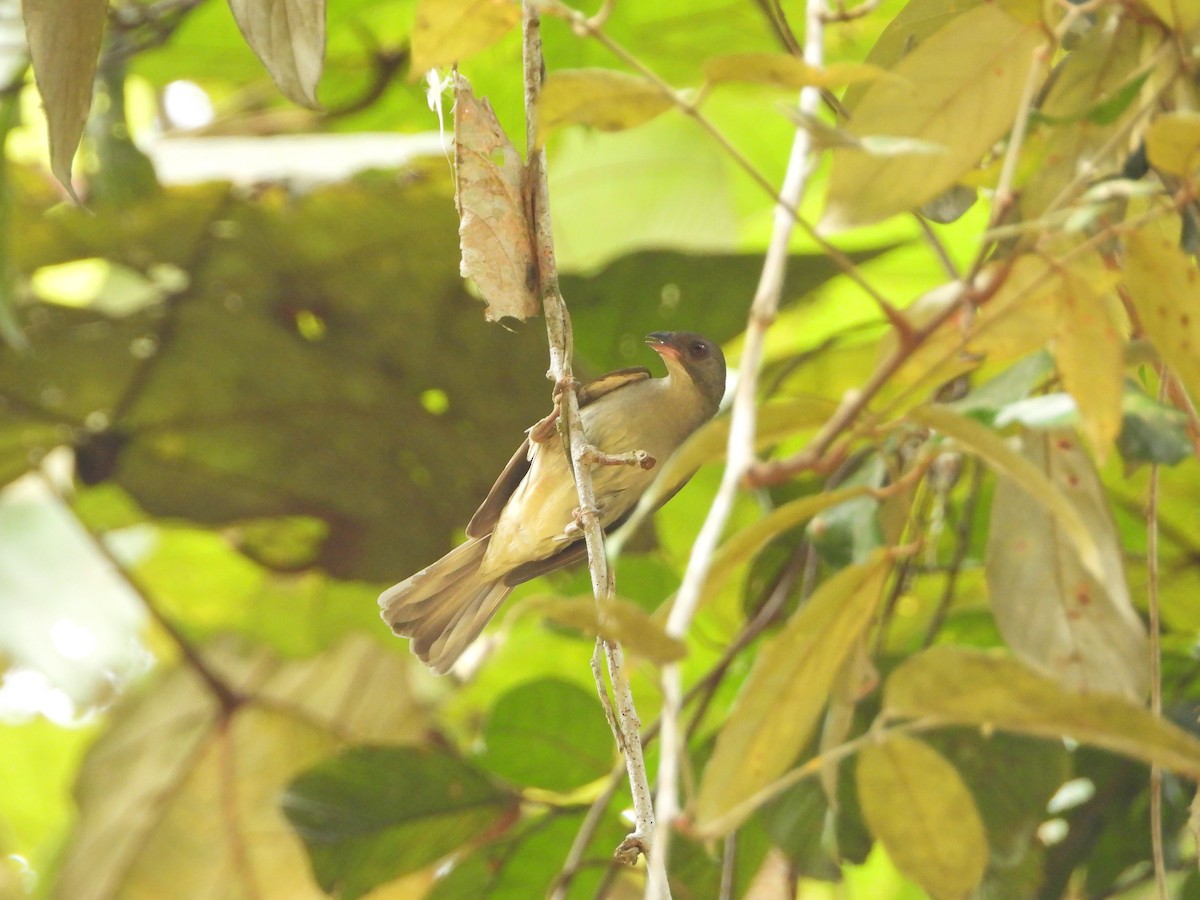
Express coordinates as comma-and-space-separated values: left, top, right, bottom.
645, 331, 727, 418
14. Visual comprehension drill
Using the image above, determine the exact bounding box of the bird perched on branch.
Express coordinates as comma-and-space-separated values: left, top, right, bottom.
380, 331, 727, 673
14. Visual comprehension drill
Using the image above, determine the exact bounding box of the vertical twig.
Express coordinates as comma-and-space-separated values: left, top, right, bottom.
644, 0, 827, 894
1148, 379, 1167, 900
520, 0, 657, 866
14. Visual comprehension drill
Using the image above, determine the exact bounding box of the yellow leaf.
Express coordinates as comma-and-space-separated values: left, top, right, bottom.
1146, 111, 1200, 176
822, 3, 1047, 232
537, 70, 673, 144
908, 405, 1105, 581
883, 647, 1200, 778
693, 551, 890, 836
528, 596, 686, 664
986, 429, 1149, 700
21, 0, 108, 197
1134, 0, 1200, 31
453, 75, 539, 322
1052, 268, 1125, 457
229, 0, 325, 108
1124, 227, 1200, 404
857, 735, 988, 900
410, 0, 520, 75
703, 53, 885, 90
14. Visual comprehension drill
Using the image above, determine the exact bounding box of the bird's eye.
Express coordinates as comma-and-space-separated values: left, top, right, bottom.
690, 341, 709, 358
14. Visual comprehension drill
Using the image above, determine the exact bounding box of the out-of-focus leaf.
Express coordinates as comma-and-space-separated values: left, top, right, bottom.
822, 3, 1046, 231
478, 678, 612, 791
1051, 267, 1124, 458
1021, 13, 1143, 218
843, 0, 983, 112
697, 485, 870, 609
53, 636, 432, 900
703, 53, 885, 90
1117, 384, 1193, 466
454, 74, 538, 321
530, 595, 686, 664
883, 647, 1200, 777
994, 392, 1079, 430
228, 0, 325, 107
1146, 112, 1200, 176
909, 405, 1104, 581
857, 735, 988, 900
410, 0, 520, 75
1124, 227, 1200, 404
807, 455, 886, 568
283, 745, 517, 899
694, 551, 891, 836
949, 351, 1054, 420
1135, 0, 1200, 31
986, 429, 1149, 699
612, 396, 837, 547
21, 0, 107, 196
537, 69, 673, 144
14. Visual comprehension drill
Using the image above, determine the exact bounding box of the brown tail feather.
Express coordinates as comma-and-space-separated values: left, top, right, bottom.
378, 538, 513, 674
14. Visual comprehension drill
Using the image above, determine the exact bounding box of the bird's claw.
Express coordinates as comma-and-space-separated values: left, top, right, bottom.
582, 445, 657, 470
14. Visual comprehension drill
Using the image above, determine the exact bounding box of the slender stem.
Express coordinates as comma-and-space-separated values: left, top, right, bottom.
521, 0, 657, 868
1148, 377, 1167, 900
645, 0, 827, 895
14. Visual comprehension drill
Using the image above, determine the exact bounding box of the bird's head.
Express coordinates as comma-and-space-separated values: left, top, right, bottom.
645, 331, 727, 417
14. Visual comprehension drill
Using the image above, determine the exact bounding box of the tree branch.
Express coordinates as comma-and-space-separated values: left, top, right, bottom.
520, 0, 656, 870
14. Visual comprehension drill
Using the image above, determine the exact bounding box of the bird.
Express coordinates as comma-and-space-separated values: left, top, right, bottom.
379, 331, 727, 673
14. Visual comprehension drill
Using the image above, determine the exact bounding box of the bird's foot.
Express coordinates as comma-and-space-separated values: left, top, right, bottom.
528, 408, 560, 443
565, 504, 601, 538
582, 443, 657, 470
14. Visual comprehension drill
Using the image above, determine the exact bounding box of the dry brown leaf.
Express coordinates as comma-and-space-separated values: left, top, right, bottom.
454, 75, 538, 321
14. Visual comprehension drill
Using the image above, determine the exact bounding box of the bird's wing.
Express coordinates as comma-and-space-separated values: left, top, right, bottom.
464, 366, 652, 539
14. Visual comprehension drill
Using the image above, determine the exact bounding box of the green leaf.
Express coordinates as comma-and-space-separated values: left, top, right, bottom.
703, 53, 884, 91
822, 3, 1046, 231
410, 0, 520, 74
21, 0, 108, 197
530, 595, 686, 664
857, 735, 988, 900
694, 551, 891, 835
1124, 227, 1200, 405
1117, 385, 1193, 466
283, 745, 517, 898
478, 678, 613, 792
537, 69, 674, 144
228, 0, 325, 108
908, 405, 1104, 582
883, 647, 1200, 778
986, 429, 1148, 700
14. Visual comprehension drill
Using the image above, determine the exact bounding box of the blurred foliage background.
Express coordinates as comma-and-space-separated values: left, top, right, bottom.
2, 0, 1200, 897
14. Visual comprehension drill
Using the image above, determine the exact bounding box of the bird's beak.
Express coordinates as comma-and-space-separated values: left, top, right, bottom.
645, 332, 681, 362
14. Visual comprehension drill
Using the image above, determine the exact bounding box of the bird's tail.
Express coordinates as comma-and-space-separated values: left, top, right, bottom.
378, 537, 512, 674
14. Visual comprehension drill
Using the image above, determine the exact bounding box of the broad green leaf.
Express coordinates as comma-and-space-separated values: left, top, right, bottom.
54, 636, 431, 900
1051, 268, 1124, 458
986, 429, 1149, 700
694, 551, 890, 835
21, 0, 108, 196
283, 745, 517, 898
1117, 384, 1193, 466
228, 0, 325, 107
908, 404, 1104, 581
529, 595, 686, 664
478, 678, 613, 792
883, 647, 1200, 778
822, 3, 1047, 231
698, 485, 871, 609
1124, 227, 1200, 404
703, 53, 884, 90
1146, 112, 1200, 176
454, 75, 539, 321
857, 735, 988, 900
410, 0, 520, 74
537, 69, 674, 144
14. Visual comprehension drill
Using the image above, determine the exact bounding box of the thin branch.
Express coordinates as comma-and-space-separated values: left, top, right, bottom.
520, 0, 657, 870
645, 0, 829, 893
1148, 377, 1167, 900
